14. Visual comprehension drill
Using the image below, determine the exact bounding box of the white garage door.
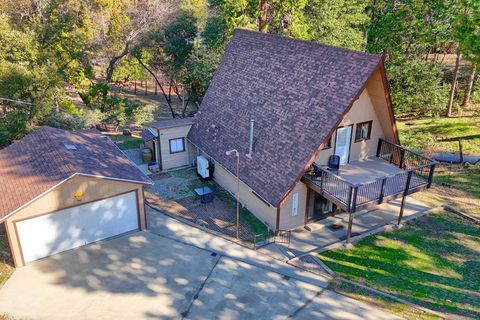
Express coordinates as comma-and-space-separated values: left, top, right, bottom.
16, 191, 139, 264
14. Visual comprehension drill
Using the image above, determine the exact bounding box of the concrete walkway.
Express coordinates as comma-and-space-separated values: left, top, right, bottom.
259, 197, 431, 259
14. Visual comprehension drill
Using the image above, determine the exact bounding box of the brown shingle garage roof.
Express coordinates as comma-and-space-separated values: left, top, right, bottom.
0, 126, 152, 221
188, 29, 383, 207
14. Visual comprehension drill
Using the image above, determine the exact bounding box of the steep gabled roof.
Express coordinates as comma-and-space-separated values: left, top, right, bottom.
0, 126, 152, 221
188, 29, 383, 207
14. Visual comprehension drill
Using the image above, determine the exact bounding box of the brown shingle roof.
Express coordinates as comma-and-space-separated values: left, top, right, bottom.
188, 29, 383, 207
0, 126, 152, 221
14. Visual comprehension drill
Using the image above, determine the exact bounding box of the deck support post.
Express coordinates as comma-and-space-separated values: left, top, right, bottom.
427, 164, 436, 188
346, 212, 354, 244
398, 171, 413, 225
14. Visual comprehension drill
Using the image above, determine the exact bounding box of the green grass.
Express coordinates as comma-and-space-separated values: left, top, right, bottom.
397, 116, 480, 155
0, 224, 14, 287
104, 133, 143, 150
434, 164, 480, 198
330, 280, 441, 320
318, 211, 480, 319
397, 116, 480, 213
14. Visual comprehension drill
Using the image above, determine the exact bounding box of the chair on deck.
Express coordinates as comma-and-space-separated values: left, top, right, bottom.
328, 155, 340, 174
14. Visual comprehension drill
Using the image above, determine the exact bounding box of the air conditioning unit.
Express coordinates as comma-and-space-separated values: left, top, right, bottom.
197, 156, 210, 178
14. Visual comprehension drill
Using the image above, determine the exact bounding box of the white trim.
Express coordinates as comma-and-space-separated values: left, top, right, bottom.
0, 173, 151, 224
187, 139, 276, 208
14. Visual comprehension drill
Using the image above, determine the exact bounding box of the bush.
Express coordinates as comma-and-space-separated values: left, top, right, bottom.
133, 104, 157, 128
387, 56, 449, 116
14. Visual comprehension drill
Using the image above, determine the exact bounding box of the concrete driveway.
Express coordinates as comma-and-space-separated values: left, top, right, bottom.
0, 211, 401, 320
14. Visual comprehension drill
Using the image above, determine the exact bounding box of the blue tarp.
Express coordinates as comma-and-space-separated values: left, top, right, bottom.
432, 153, 480, 165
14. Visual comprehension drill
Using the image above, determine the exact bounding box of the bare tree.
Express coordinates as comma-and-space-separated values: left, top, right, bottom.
104, 0, 178, 82
446, 51, 461, 117
462, 64, 476, 107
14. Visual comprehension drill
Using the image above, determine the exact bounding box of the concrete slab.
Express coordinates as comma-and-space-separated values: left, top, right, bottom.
146, 206, 331, 288
0, 232, 218, 320
184, 257, 321, 320
0, 209, 402, 320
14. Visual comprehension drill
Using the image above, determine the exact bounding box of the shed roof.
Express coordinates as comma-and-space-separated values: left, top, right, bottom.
0, 126, 152, 221
188, 29, 384, 207
146, 117, 194, 130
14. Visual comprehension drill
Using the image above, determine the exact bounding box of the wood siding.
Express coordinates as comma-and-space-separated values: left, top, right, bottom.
158, 125, 192, 170
315, 87, 387, 165
211, 161, 277, 230
5, 176, 146, 267
278, 181, 308, 230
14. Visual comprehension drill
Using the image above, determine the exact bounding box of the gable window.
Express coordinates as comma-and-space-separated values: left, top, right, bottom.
355, 121, 372, 142
169, 138, 185, 153
322, 136, 332, 150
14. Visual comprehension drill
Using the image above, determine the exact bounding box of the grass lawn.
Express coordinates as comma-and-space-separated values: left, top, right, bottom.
318, 210, 479, 319
0, 224, 14, 287
397, 116, 480, 155
397, 116, 480, 216
104, 133, 143, 150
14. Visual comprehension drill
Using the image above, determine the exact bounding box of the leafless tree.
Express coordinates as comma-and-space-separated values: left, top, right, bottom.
105, 0, 178, 82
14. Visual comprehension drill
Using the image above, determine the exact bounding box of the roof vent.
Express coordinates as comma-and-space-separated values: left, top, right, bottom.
64, 144, 77, 150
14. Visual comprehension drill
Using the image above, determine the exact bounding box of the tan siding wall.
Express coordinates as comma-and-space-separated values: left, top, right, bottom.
5, 176, 145, 267
366, 69, 397, 143
211, 162, 277, 230
279, 182, 308, 230
315, 88, 387, 165
158, 125, 192, 170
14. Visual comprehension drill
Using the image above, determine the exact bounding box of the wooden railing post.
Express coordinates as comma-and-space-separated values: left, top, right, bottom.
320, 170, 324, 193
351, 186, 358, 213
427, 164, 436, 188
347, 186, 353, 213
346, 212, 354, 244
399, 149, 405, 169
376, 138, 383, 157
398, 171, 413, 225
378, 177, 387, 204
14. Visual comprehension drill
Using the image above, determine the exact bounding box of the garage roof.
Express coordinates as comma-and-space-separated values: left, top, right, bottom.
0, 126, 152, 221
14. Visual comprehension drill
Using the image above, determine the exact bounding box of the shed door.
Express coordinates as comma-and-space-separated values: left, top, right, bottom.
335, 126, 352, 165
16, 191, 139, 264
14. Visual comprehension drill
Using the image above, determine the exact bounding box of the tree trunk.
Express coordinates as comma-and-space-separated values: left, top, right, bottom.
134, 56, 176, 118
106, 43, 130, 82
446, 51, 461, 117
258, 1, 269, 32
462, 64, 476, 107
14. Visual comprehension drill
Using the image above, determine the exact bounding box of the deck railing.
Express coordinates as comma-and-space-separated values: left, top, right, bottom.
304, 139, 436, 213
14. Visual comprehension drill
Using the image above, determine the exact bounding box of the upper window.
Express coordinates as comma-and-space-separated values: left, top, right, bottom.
355, 121, 372, 142
322, 136, 332, 150
169, 138, 185, 153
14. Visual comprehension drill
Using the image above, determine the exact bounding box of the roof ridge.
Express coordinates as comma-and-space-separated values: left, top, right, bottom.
234, 28, 382, 59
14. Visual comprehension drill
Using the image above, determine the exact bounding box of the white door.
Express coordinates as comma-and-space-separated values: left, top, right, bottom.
335, 126, 352, 165
16, 191, 139, 264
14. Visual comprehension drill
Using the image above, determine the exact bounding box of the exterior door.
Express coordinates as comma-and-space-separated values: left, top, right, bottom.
15, 191, 139, 264
335, 126, 352, 165
308, 193, 333, 221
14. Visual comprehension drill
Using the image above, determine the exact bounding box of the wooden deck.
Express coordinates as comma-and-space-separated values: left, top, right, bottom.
302, 139, 436, 214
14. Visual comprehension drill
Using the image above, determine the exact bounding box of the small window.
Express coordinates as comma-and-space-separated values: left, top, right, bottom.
322, 136, 332, 150
291, 193, 299, 217
169, 138, 185, 153
355, 121, 372, 142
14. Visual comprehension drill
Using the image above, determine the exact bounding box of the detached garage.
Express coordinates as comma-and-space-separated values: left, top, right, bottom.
0, 126, 152, 267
